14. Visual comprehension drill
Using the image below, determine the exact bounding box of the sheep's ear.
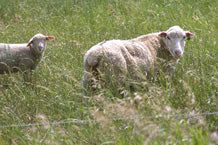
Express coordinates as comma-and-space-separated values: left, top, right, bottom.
159, 32, 167, 37
185, 31, 195, 39
46, 36, 55, 41
27, 38, 34, 47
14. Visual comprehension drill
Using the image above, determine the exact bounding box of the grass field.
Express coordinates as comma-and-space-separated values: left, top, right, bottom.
0, 0, 217, 144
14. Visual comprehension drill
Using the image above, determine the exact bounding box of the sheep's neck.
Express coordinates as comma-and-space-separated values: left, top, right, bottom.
135, 34, 173, 62
29, 46, 43, 61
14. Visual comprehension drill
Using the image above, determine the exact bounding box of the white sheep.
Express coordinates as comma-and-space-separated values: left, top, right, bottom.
0, 33, 55, 74
82, 26, 194, 92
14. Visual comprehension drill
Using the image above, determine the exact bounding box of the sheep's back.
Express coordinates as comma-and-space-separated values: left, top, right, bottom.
99, 40, 154, 73
0, 43, 36, 73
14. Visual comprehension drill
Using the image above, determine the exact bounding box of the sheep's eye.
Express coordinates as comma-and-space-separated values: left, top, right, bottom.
183, 36, 186, 39
166, 36, 171, 40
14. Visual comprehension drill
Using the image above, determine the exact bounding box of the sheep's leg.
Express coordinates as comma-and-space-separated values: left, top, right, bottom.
100, 56, 128, 93
23, 70, 33, 83
82, 66, 101, 104
15, 57, 34, 82
0, 63, 11, 74
82, 66, 99, 94
82, 70, 92, 95
113, 64, 127, 86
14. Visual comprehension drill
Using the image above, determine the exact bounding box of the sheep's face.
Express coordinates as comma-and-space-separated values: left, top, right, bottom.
32, 38, 46, 53
159, 26, 194, 58
27, 33, 55, 54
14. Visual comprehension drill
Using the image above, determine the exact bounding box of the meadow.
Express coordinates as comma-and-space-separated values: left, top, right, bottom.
0, 0, 217, 144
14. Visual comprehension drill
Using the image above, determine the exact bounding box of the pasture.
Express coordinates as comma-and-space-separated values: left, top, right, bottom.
0, 0, 217, 144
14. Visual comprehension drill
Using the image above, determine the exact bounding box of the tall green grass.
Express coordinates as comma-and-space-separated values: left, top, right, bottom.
0, 0, 217, 144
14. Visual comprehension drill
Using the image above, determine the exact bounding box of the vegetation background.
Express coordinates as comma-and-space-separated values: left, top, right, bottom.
0, 0, 217, 144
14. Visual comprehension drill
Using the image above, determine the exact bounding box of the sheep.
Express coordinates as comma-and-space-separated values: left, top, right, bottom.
82, 26, 194, 93
0, 33, 55, 74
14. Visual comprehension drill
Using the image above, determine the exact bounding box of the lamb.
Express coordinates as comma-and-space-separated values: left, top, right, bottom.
0, 33, 55, 74
83, 26, 194, 92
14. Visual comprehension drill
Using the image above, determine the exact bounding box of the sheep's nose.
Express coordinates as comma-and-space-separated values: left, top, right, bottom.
38, 46, 43, 51
175, 50, 182, 57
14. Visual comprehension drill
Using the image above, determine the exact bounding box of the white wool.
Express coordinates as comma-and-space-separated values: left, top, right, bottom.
82, 26, 194, 92
0, 33, 55, 74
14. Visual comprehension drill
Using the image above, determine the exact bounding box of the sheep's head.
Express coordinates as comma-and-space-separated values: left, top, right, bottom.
159, 26, 194, 58
27, 33, 55, 54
